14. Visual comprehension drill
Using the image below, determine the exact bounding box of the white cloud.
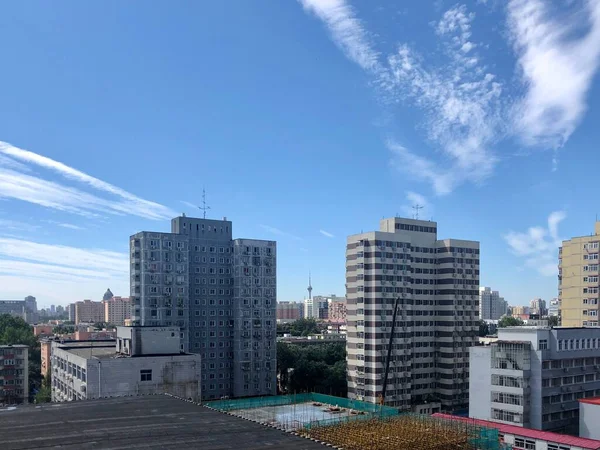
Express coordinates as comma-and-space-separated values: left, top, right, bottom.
319, 229, 335, 238
259, 224, 302, 241
0, 141, 175, 220
0, 238, 128, 306
51, 222, 84, 230
508, 0, 600, 148
503, 211, 565, 276
298, 0, 381, 72
180, 200, 199, 209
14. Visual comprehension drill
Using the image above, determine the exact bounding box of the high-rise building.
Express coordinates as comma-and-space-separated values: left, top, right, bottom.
130, 215, 276, 400
0, 296, 37, 323
479, 287, 508, 320
104, 296, 131, 325
328, 296, 347, 324
68, 303, 76, 322
530, 298, 547, 316
74, 300, 104, 324
346, 217, 479, 411
470, 326, 600, 435
548, 298, 560, 317
559, 221, 600, 327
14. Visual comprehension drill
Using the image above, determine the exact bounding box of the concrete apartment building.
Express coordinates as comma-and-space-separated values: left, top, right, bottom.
479, 287, 508, 320
328, 296, 347, 324
51, 326, 201, 402
130, 215, 277, 400
549, 298, 560, 318
560, 221, 600, 327
0, 296, 37, 323
68, 303, 76, 322
470, 326, 600, 435
0, 345, 29, 404
276, 301, 303, 323
104, 296, 131, 325
75, 300, 104, 324
346, 217, 480, 412
531, 298, 548, 316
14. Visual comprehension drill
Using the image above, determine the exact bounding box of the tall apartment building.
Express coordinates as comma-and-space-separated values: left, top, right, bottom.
68, 303, 76, 322
130, 215, 277, 400
470, 326, 600, 435
74, 300, 104, 324
276, 301, 303, 323
479, 287, 508, 320
0, 296, 37, 323
346, 217, 480, 411
328, 296, 347, 324
104, 296, 131, 325
0, 345, 29, 404
548, 298, 560, 317
530, 298, 548, 316
559, 221, 600, 327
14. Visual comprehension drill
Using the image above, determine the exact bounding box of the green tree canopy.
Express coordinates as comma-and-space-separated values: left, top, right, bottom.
498, 316, 524, 328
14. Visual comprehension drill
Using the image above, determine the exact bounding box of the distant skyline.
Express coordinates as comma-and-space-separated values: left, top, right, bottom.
2, 1, 600, 308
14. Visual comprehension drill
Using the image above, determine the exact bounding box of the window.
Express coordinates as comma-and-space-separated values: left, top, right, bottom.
140, 369, 152, 382
539, 339, 548, 350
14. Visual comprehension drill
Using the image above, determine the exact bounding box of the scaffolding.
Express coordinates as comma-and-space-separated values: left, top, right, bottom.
299, 413, 501, 450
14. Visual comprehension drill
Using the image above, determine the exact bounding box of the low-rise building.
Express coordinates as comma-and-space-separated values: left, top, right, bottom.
580, 398, 600, 440
33, 325, 54, 336
51, 326, 201, 402
0, 345, 29, 404
470, 326, 600, 435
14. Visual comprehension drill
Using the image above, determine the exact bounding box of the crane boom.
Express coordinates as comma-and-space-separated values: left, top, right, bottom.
380, 296, 401, 406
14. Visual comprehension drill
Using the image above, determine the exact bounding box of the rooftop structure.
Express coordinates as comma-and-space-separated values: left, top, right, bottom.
0, 395, 325, 450
580, 397, 600, 440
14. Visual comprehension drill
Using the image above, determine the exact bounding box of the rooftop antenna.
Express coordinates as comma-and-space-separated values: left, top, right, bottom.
412, 204, 423, 220
198, 188, 211, 219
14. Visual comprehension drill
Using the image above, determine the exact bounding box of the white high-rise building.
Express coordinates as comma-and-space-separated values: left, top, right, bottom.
346, 217, 480, 412
479, 287, 508, 320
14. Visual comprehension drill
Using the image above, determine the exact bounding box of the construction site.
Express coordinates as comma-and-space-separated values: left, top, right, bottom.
207, 393, 502, 449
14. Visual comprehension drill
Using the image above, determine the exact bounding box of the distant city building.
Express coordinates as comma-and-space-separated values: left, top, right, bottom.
346, 217, 480, 411
276, 301, 303, 323
530, 298, 548, 316
131, 215, 277, 401
470, 326, 600, 435
509, 305, 530, 321
0, 345, 29, 404
102, 288, 114, 301
548, 298, 560, 317
50, 305, 56, 315
68, 303, 76, 322
56, 305, 65, 316
51, 326, 201, 402
33, 325, 54, 337
0, 296, 38, 323
479, 287, 508, 320
104, 296, 131, 325
327, 296, 347, 324
74, 300, 104, 324
559, 221, 600, 327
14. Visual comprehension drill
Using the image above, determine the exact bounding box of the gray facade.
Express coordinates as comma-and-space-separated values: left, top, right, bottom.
0, 297, 37, 324
479, 287, 508, 320
469, 326, 600, 435
130, 216, 276, 401
346, 217, 480, 411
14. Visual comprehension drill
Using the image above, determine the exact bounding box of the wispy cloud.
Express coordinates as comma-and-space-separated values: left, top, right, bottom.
180, 200, 199, 210
298, 0, 381, 72
0, 237, 129, 305
44, 220, 84, 230
0, 219, 40, 233
299, 1, 598, 193
503, 211, 565, 276
0, 141, 176, 220
319, 229, 335, 238
259, 224, 302, 241
508, 0, 600, 149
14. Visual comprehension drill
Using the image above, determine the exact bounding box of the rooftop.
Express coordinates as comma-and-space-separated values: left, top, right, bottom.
0, 395, 326, 450
60, 346, 193, 360
580, 397, 600, 406
432, 414, 600, 450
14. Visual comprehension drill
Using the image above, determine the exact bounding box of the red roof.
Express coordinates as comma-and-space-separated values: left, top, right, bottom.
432, 413, 600, 450
580, 397, 600, 406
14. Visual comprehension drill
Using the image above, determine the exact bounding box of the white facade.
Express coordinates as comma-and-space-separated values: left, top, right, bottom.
549, 298, 560, 317
479, 287, 508, 320
580, 399, 600, 440
469, 326, 600, 435
346, 217, 480, 411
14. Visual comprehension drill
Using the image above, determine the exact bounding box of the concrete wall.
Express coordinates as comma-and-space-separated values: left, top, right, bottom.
469, 346, 492, 420
116, 326, 180, 356
580, 402, 600, 440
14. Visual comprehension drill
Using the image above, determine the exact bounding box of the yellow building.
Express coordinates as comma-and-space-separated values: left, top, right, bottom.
559, 221, 600, 327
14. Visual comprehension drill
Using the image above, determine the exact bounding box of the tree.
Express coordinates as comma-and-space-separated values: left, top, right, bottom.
289, 318, 320, 337
547, 316, 559, 327
477, 320, 490, 337
498, 316, 524, 328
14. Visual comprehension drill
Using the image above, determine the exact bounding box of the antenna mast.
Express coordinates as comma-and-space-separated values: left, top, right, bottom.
412, 204, 423, 220
199, 188, 211, 219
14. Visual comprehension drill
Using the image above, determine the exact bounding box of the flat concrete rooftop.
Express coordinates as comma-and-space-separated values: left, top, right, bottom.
0, 395, 325, 450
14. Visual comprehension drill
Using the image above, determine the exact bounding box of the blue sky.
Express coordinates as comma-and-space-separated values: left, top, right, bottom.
1, 0, 600, 308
